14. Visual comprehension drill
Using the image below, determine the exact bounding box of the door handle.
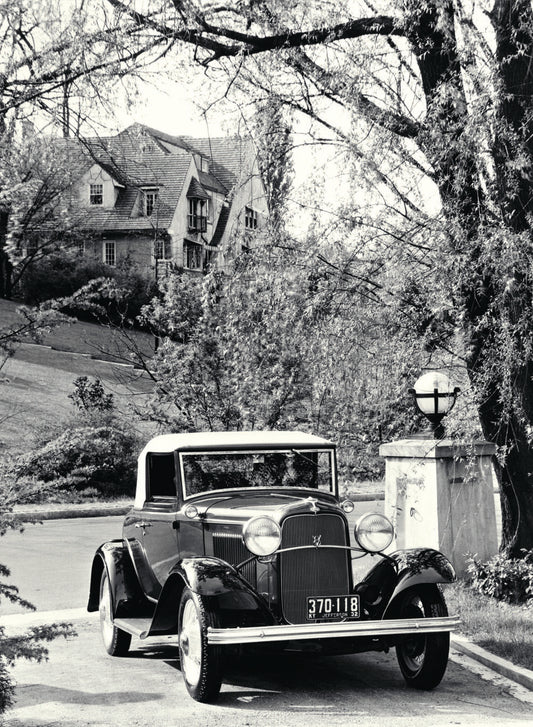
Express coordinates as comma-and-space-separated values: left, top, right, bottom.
135, 522, 152, 529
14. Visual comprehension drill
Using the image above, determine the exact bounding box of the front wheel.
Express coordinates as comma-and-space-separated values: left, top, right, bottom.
395, 585, 450, 690
178, 587, 222, 703
99, 569, 131, 656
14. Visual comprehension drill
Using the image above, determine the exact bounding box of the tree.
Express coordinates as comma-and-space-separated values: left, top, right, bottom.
104, 0, 533, 557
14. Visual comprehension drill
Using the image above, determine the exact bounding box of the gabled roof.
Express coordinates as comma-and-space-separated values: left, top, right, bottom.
187, 177, 209, 199
65, 123, 256, 233
139, 124, 255, 193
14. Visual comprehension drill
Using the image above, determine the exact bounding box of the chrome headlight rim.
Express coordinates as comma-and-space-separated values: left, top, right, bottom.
242, 516, 282, 557
354, 512, 394, 553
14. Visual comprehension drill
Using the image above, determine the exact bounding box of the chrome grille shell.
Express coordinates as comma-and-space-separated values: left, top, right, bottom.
280, 513, 351, 624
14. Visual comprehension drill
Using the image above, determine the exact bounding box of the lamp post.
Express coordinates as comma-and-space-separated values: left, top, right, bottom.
409, 371, 460, 439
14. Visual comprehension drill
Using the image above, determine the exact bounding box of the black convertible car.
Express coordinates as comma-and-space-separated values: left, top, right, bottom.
88, 431, 459, 702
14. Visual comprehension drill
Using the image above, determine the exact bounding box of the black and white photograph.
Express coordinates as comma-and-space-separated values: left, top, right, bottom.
0, 1, 532, 725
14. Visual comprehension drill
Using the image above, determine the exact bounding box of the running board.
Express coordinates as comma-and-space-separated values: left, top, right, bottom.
207, 615, 461, 645
113, 617, 153, 639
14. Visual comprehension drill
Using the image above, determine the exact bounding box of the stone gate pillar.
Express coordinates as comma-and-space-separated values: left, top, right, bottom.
379, 438, 498, 577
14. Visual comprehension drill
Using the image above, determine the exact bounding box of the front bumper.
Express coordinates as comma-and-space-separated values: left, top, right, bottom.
207, 614, 460, 645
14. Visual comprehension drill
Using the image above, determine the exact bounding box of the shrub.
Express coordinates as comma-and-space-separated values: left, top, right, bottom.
467, 551, 533, 605
69, 376, 114, 413
9, 423, 139, 498
19, 252, 157, 324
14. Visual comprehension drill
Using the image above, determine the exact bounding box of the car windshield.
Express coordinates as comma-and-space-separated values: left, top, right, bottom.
180, 449, 335, 498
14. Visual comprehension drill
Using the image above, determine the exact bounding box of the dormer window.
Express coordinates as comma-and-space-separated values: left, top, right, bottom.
143, 188, 158, 217
188, 198, 208, 232
90, 184, 103, 205
245, 206, 258, 230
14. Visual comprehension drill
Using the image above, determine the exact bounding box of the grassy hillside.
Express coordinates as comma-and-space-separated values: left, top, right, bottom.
1, 299, 156, 456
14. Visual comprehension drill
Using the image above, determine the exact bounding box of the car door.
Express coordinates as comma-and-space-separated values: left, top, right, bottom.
125, 452, 180, 599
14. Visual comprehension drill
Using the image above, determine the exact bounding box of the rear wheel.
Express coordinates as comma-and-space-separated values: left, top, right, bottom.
395, 585, 450, 690
99, 569, 131, 656
178, 587, 222, 703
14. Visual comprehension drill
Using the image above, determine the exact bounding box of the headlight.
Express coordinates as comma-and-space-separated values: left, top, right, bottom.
243, 516, 281, 556
354, 512, 394, 552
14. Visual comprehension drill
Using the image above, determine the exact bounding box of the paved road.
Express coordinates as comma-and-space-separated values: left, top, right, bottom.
1, 516, 125, 615
2, 614, 532, 727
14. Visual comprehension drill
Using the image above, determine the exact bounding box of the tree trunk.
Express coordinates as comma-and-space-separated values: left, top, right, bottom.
408, 0, 533, 556
0, 210, 12, 299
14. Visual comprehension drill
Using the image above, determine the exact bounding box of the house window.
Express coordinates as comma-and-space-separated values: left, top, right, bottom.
245, 207, 258, 230
103, 240, 116, 266
90, 184, 103, 205
154, 237, 171, 260
188, 198, 208, 232
184, 240, 203, 270
144, 189, 158, 217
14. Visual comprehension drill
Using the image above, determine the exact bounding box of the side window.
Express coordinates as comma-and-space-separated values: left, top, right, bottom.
147, 453, 176, 499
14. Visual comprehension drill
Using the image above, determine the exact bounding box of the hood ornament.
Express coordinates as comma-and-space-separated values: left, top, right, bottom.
307, 497, 319, 514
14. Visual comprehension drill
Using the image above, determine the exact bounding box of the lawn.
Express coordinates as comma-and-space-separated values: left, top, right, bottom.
1, 299, 157, 456
446, 581, 533, 672
1, 297, 154, 362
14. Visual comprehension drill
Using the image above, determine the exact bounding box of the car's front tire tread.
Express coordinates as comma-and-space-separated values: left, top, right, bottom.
178, 587, 222, 703
99, 569, 132, 657
395, 585, 450, 690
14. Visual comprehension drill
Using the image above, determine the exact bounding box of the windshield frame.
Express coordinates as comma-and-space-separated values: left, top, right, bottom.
178, 447, 338, 501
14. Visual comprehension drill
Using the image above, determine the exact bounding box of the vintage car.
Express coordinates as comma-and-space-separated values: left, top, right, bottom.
88, 431, 459, 702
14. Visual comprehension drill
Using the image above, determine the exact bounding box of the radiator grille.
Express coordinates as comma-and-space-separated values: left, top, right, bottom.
280, 513, 350, 624
212, 531, 257, 586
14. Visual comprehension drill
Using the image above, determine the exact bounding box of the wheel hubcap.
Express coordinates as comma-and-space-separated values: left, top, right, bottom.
99, 575, 114, 647
180, 600, 202, 687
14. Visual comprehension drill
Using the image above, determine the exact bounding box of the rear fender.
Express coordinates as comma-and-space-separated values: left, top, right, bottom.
354, 548, 456, 619
149, 556, 275, 635
87, 540, 150, 618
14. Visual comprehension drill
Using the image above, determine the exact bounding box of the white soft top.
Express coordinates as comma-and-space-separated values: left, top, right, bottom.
134, 431, 335, 507
142, 430, 334, 454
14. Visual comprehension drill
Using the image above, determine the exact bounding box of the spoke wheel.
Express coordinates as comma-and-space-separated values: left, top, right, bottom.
99, 569, 131, 656
395, 585, 450, 690
178, 587, 222, 703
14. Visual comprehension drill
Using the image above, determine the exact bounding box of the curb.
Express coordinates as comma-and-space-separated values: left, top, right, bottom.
451, 634, 533, 692
13, 505, 132, 521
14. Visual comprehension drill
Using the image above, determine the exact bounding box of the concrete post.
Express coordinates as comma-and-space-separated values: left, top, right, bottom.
379, 439, 498, 578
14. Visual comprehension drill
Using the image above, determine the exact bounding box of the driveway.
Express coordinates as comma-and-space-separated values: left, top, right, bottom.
3, 614, 533, 727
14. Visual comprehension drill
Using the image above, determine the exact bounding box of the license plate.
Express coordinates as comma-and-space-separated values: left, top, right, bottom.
306, 594, 360, 621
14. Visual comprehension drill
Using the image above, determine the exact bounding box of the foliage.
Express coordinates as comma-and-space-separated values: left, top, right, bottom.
467, 552, 533, 606
8, 421, 138, 498
69, 376, 115, 413
251, 98, 294, 233
139, 270, 202, 343
142, 240, 425, 478
18, 252, 158, 324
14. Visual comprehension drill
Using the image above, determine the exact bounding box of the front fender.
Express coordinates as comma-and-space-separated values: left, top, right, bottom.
149, 556, 275, 635
87, 540, 150, 618
354, 548, 456, 619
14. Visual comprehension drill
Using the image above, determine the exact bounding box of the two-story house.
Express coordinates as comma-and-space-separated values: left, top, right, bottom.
69, 123, 267, 277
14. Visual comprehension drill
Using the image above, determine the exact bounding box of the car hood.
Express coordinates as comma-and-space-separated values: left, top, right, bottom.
184, 490, 341, 525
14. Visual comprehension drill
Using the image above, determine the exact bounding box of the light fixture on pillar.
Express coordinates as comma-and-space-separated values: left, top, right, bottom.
409, 371, 460, 439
